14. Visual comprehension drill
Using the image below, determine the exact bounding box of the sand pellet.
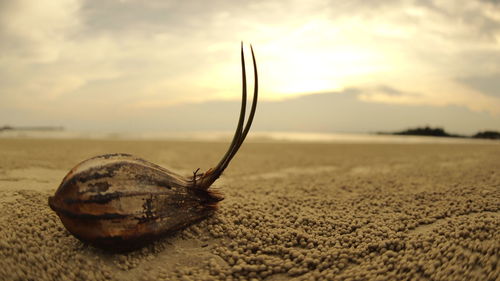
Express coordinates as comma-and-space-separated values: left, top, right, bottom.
0, 139, 499, 281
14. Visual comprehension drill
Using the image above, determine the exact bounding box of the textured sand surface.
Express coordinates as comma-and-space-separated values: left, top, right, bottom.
0, 138, 498, 281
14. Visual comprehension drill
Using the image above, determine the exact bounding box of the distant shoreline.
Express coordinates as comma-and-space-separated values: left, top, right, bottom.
0, 126, 64, 132
377, 126, 500, 140
2, 124, 498, 141
0, 130, 498, 144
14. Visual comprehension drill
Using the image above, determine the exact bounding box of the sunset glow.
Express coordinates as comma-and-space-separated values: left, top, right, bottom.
1, 0, 499, 133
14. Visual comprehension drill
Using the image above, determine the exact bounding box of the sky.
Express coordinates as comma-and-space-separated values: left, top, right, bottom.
1, 0, 499, 134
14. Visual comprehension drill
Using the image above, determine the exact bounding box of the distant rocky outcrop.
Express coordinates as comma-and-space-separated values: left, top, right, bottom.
392, 126, 459, 137
472, 131, 500, 140
0, 125, 64, 132
379, 126, 499, 140
0, 125, 14, 131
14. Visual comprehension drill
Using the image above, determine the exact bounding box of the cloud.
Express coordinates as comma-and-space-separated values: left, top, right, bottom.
357, 86, 427, 106
1, 0, 500, 132
357, 84, 500, 116
4, 89, 498, 135
414, 0, 500, 41
457, 73, 500, 98
0, 0, 81, 63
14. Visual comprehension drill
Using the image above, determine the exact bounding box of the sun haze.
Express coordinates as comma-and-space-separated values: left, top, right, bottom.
1, 0, 499, 134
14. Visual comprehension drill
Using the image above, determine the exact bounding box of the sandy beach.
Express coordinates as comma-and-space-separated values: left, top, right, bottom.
0, 138, 498, 281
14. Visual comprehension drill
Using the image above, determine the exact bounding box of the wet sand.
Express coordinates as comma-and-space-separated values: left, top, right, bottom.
0, 138, 498, 281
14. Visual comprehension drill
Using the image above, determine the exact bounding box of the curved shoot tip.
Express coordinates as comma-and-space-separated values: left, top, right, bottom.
197, 43, 259, 189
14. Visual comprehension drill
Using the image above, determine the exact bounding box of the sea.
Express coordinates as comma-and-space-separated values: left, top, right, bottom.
0, 130, 497, 144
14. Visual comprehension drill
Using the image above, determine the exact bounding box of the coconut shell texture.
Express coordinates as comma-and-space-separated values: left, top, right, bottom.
48, 153, 223, 250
